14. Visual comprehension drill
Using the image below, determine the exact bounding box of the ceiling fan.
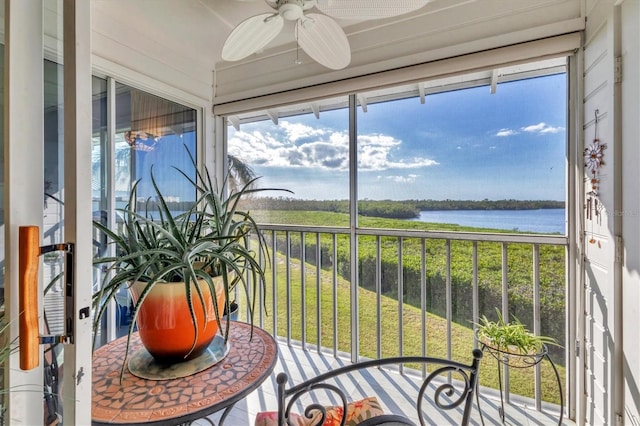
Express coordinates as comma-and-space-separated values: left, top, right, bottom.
222, 0, 430, 70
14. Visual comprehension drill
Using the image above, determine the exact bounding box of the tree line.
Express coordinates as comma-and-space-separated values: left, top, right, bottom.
243, 197, 565, 219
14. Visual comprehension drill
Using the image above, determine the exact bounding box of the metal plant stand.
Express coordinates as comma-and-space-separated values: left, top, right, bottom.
479, 342, 564, 426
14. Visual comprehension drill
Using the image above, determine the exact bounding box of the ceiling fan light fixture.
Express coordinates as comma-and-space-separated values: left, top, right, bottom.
278, 0, 304, 21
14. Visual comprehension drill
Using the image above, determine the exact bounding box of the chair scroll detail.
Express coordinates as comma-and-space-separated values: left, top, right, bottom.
275, 349, 483, 426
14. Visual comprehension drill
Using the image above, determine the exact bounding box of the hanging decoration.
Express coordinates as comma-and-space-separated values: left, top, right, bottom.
125, 130, 158, 152
584, 109, 606, 244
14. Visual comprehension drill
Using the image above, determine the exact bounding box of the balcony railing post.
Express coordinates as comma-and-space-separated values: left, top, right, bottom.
376, 236, 382, 360
421, 238, 427, 378
534, 244, 542, 409
316, 233, 322, 353
286, 231, 292, 345
446, 239, 452, 364
398, 237, 404, 373
502, 241, 510, 402
271, 230, 278, 337
332, 234, 338, 358
301, 232, 306, 350
472, 241, 479, 350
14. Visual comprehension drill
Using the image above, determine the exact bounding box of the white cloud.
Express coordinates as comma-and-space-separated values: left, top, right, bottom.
358, 134, 438, 170
496, 123, 564, 137
521, 122, 564, 134
539, 126, 565, 134
496, 128, 518, 137
386, 174, 419, 183
229, 121, 438, 171
280, 121, 326, 142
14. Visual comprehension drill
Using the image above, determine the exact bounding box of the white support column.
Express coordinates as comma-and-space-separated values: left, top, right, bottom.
62, 0, 92, 423
611, 5, 625, 424
348, 94, 359, 363
4, 1, 45, 424
567, 52, 582, 423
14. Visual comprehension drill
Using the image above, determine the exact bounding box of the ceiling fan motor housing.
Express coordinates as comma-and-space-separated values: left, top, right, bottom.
277, 0, 313, 21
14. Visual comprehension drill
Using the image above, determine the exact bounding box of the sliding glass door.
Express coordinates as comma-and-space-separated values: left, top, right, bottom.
91, 80, 199, 345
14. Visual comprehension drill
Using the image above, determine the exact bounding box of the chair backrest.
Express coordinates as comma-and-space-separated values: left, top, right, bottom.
276, 349, 483, 426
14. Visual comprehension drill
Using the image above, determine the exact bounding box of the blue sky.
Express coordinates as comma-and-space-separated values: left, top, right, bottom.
228, 73, 567, 201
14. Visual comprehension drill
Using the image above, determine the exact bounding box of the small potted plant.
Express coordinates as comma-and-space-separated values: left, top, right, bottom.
92, 148, 288, 374
475, 308, 559, 367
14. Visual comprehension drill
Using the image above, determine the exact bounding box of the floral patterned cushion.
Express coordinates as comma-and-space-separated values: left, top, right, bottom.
255, 411, 315, 426
255, 396, 384, 426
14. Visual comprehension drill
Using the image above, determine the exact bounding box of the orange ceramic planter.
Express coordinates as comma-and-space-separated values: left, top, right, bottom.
129, 276, 226, 363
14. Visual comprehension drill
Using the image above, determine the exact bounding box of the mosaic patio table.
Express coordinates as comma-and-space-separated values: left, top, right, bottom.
92, 322, 277, 425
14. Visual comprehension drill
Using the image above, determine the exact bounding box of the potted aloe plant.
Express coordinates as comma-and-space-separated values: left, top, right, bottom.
92, 149, 287, 372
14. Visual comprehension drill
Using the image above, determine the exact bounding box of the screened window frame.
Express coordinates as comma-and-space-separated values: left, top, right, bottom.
214, 33, 580, 118
218, 35, 580, 417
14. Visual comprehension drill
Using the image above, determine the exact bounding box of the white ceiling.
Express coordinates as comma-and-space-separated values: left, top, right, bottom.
92, 0, 475, 72
88, 0, 583, 105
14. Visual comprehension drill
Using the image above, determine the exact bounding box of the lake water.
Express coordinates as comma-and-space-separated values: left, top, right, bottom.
410, 208, 565, 234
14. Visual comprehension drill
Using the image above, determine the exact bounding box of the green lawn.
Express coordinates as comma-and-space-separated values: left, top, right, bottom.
239, 251, 565, 406
252, 210, 567, 359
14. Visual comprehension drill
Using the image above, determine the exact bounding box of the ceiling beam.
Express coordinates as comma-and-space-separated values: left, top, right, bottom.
490, 69, 499, 94
357, 94, 367, 113
266, 109, 279, 125
227, 115, 240, 130
310, 103, 320, 119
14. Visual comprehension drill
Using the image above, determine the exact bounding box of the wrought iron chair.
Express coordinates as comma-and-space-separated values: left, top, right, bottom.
274, 349, 483, 426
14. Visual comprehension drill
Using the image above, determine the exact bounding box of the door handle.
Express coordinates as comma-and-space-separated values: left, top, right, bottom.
18, 226, 73, 370
18, 226, 40, 370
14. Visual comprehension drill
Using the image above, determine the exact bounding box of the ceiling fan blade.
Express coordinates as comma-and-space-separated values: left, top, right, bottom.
297, 13, 350, 70
222, 13, 284, 62
315, 0, 430, 20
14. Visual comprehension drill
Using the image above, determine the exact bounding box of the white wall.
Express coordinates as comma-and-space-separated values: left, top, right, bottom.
620, 0, 640, 424
582, 0, 640, 424
89, 1, 218, 182
88, 0, 583, 109
90, 1, 213, 105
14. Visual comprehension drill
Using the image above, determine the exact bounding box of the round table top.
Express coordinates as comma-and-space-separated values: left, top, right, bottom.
92, 322, 277, 425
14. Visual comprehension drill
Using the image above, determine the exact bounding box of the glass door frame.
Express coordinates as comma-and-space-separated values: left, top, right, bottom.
4, 1, 93, 423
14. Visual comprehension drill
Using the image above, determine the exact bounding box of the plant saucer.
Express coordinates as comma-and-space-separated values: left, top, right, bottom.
128, 334, 230, 380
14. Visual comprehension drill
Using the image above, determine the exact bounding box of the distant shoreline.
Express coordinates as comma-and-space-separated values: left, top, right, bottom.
238, 197, 565, 220
409, 199, 564, 210
415, 206, 563, 211
133, 198, 566, 221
